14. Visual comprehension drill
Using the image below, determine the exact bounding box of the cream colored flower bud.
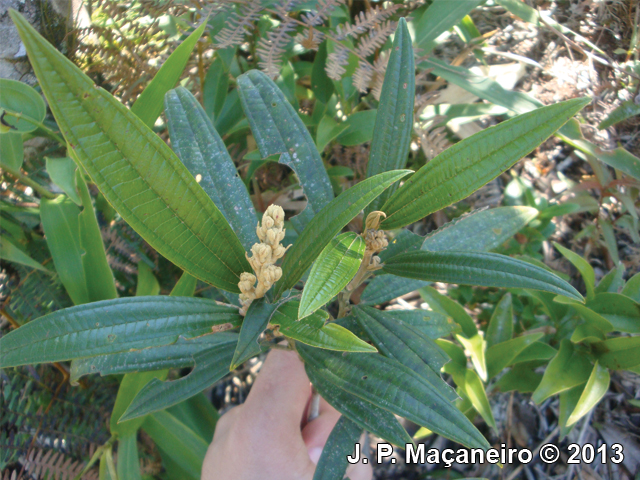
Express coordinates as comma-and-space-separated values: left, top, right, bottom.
262, 216, 275, 229
262, 265, 282, 285
365, 211, 386, 230
371, 256, 381, 268
252, 243, 272, 264
265, 205, 285, 228
266, 229, 277, 245
238, 273, 256, 294
272, 244, 286, 259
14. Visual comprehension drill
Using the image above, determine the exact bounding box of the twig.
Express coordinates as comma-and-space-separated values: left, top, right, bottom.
1, 164, 57, 200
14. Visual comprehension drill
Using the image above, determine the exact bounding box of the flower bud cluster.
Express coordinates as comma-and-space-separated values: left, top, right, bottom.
239, 205, 289, 314
363, 211, 388, 271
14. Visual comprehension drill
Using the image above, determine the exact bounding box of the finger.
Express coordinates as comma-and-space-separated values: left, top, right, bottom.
301, 409, 341, 463
241, 349, 311, 429
346, 461, 374, 480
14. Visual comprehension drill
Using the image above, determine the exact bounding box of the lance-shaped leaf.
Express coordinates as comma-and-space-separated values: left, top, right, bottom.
236, 69, 334, 232
131, 22, 206, 128
165, 87, 258, 251
485, 333, 544, 379
553, 242, 595, 301
274, 301, 375, 352
10, 10, 250, 292
380, 97, 590, 229
599, 100, 640, 129
593, 336, 640, 370
585, 293, 640, 333
485, 293, 513, 348
354, 306, 457, 401
120, 340, 237, 421
0, 296, 241, 367
305, 364, 412, 448
275, 170, 411, 298
412, 0, 486, 53
456, 333, 487, 382
383, 251, 583, 301
359, 275, 429, 306
117, 434, 142, 480
566, 361, 609, 426
297, 343, 490, 450
387, 310, 461, 339
532, 340, 593, 404
554, 296, 614, 333
111, 370, 166, 436
421, 207, 538, 253
365, 18, 414, 216
70, 333, 238, 384
512, 342, 557, 364
46, 156, 81, 205
0, 235, 51, 273
313, 416, 363, 480
299, 232, 365, 319
230, 297, 288, 370
379, 229, 423, 262
419, 286, 477, 337
461, 368, 496, 430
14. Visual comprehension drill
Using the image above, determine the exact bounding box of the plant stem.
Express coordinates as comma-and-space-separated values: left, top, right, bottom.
73, 435, 116, 480
2, 111, 65, 145
2, 164, 57, 199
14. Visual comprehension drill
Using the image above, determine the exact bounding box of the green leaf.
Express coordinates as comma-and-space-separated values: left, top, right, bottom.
419, 58, 640, 182
165, 86, 258, 251
595, 263, 626, 294
116, 434, 142, 480
495, 363, 542, 393
313, 416, 362, 480
311, 42, 334, 104
111, 370, 166, 436
273, 301, 375, 352
512, 342, 557, 364
585, 292, 640, 333
335, 110, 377, 146
10, 10, 250, 292
203, 56, 230, 122
622, 273, 640, 303
359, 275, 429, 306
0, 296, 241, 367
77, 171, 118, 301
316, 115, 349, 153
462, 368, 496, 430
40, 195, 89, 305
354, 306, 457, 401
274, 169, 411, 298
120, 339, 236, 422
571, 323, 606, 344
136, 262, 160, 296
143, 410, 208, 480
593, 336, 640, 370
0, 132, 24, 170
45, 156, 81, 204
421, 207, 538, 253
0, 235, 50, 273
171, 271, 198, 297
411, 0, 486, 53
558, 384, 582, 438
379, 229, 423, 262
553, 296, 614, 333
130, 22, 206, 128
230, 297, 280, 370
168, 393, 219, 443
387, 310, 462, 339
485, 293, 513, 348
419, 286, 477, 337
0, 78, 46, 133
553, 242, 595, 301
598, 100, 640, 129
297, 344, 490, 450
305, 363, 412, 448
456, 333, 487, 382
365, 18, 414, 215
237, 69, 334, 231
485, 333, 544, 379
300, 232, 365, 319
380, 97, 590, 229
70, 333, 238, 384
566, 361, 609, 426
384, 251, 583, 302
532, 340, 593, 404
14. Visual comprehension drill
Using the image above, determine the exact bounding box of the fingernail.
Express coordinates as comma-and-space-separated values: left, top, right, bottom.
309, 447, 323, 464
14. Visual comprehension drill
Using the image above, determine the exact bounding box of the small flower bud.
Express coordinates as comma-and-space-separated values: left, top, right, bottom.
365, 211, 386, 231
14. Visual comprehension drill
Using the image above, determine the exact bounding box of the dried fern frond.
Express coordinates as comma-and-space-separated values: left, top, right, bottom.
325, 44, 350, 80
23, 449, 99, 480
302, 0, 344, 26
257, 19, 296, 78
353, 62, 374, 93
355, 21, 396, 57
418, 119, 451, 161
295, 27, 325, 50
336, 4, 401, 40
214, 3, 262, 49
369, 51, 390, 100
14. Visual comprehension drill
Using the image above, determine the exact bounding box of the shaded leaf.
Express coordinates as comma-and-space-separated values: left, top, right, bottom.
0, 234, 51, 273
0, 132, 24, 170
554, 242, 595, 301
230, 297, 279, 370
419, 286, 477, 337
45, 156, 80, 204
485, 333, 544, 379
0, 78, 46, 133
387, 309, 462, 339
593, 336, 640, 370
462, 368, 496, 430
598, 100, 640, 129
485, 293, 513, 348
359, 275, 429, 306
313, 416, 363, 480
566, 361, 609, 426
111, 370, 166, 436
585, 292, 640, 333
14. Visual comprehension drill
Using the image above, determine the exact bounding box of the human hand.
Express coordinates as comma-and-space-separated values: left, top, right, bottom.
202, 348, 372, 480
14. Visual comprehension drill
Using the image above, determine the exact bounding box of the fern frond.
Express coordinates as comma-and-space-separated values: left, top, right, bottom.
295, 28, 325, 50
214, 3, 262, 49
23, 448, 99, 480
325, 44, 350, 80
353, 62, 374, 93
336, 4, 401, 40
257, 19, 296, 78
418, 122, 451, 161
370, 52, 389, 100
355, 21, 396, 57
302, 0, 344, 26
